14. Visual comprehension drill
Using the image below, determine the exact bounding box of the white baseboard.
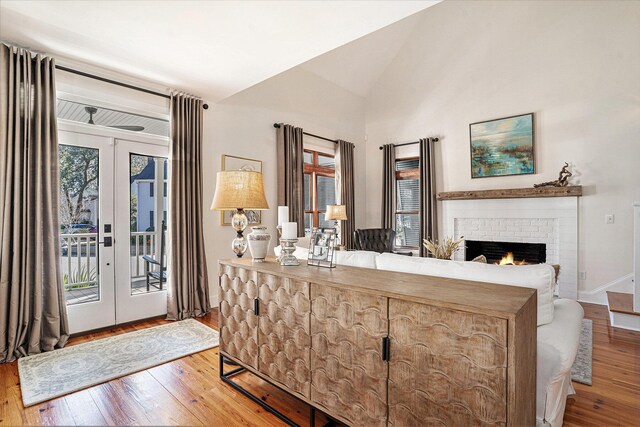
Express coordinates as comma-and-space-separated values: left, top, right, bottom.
608, 308, 640, 331
578, 273, 634, 305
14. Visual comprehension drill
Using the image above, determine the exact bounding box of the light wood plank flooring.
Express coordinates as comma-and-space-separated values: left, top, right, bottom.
1, 302, 638, 426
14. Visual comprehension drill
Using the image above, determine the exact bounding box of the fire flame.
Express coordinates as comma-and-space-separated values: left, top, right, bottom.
497, 252, 527, 265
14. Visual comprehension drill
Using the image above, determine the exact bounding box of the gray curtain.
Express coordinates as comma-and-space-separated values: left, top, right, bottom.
0, 44, 69, 363
276, 123, 305, 237
335, 140, 355, 249
167, 93, 210, 320
381, 143, 396, 229
419, 138, 438, 257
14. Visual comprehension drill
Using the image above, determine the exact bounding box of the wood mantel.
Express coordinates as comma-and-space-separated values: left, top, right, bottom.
437, 185, 582, 201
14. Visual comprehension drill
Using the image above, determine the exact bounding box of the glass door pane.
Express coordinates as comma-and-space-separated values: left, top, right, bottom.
59, 144, 100, 305
129, 154, 168, 295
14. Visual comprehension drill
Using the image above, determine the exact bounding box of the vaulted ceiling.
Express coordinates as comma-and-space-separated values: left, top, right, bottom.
0, 1, 440, 102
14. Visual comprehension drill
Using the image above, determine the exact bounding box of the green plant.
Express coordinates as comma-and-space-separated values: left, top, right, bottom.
64, 265, 98, 288
423, 236, 465, 260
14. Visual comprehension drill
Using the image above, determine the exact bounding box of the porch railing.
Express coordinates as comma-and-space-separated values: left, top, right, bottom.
60, 231, 159, 290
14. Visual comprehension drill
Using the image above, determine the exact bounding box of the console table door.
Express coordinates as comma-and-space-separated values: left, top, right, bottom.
219, 265, 259, 369
310, 283, 389, 426
388, 299, 508, 426
258, 273, 311, 399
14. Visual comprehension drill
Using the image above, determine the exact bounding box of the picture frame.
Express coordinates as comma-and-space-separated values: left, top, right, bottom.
469, 113, 535, 178
220, 154, 263, 226
307, 227, 337, 268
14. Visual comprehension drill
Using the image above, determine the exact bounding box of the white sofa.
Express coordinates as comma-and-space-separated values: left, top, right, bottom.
275, 245, 583, 426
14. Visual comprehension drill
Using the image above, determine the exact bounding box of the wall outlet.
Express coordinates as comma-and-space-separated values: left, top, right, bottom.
605, 214, 615, 224
579, 271, 587, 280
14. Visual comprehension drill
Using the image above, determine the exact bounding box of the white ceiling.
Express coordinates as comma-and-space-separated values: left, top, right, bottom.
0, 1, 440, 102
299, 11, 426, 97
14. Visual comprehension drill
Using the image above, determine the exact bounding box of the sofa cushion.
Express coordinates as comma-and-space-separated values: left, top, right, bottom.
376, 253, 556, 326
335, 250, 379, 269
536, 298, 584, 426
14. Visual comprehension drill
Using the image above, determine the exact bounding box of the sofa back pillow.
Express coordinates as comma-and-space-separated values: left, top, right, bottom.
335, 250, 379, 269
377, 253, 555, 326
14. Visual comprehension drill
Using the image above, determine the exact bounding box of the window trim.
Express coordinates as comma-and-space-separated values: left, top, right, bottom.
395, 156, 420, 249
304, 149, 336, 231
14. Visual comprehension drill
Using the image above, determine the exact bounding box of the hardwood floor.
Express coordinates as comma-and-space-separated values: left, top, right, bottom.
563, 303, 640, 427
1, 302, 638, 426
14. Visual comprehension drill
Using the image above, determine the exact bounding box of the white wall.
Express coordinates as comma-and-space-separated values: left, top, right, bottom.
363, 0, 640, 297
202, 67, 366, 306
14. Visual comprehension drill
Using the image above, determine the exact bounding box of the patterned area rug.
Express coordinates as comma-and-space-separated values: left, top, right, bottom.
571, 319, 593, 385
18, 319, 219, 407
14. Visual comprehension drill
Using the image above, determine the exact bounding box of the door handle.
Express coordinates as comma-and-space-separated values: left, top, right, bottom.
98, 237, 113, 247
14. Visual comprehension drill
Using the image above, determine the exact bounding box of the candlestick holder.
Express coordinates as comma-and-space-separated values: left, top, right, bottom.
276, 225, 283, 262
279, 238, 299, 266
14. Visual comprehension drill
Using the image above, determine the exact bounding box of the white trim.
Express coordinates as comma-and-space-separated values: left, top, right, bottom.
578, 274, 634, 305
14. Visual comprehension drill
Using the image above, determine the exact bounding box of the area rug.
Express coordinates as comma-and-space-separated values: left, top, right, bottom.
571, 319, 593, 385
18, 318, 219, 406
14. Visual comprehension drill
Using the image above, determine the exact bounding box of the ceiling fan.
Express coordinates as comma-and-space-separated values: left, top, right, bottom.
85, 106, 145, 132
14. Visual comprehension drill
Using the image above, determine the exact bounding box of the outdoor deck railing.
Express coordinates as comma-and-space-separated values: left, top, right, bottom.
60, 231, 158, 290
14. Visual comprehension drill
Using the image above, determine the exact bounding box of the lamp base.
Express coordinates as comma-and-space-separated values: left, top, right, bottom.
231, 209, 248, 257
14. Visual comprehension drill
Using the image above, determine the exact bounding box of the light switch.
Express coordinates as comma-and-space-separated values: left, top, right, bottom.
605, 214, 615, 224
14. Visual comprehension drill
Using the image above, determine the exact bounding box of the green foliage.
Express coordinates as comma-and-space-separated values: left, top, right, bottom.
130, 192, 138, 231
63, 265, 97, 288
59, 145, 99, 228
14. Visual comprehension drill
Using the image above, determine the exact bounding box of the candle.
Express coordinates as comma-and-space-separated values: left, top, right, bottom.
282, 222, 297, 240
277, 206, 289, 226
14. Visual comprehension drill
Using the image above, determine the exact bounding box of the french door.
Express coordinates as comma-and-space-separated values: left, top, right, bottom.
58, 128, 170, 334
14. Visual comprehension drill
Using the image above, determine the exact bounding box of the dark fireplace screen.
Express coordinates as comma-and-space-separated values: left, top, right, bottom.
465, 240, 546, 264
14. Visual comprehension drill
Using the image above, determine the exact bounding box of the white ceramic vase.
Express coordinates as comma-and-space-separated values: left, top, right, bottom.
247, 226, 271, 262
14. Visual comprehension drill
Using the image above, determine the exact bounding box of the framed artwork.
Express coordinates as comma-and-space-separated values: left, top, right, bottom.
220, 155, 263, 226
470, 113, 535, 178
307, 228, 337, 268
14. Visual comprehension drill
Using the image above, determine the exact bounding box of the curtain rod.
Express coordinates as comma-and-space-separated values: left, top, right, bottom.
55, 65, 209, 109
273, 123, 340, 144
378, 137, 439, 150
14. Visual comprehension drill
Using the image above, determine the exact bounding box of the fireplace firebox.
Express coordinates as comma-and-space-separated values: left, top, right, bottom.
465, 240, 546, 264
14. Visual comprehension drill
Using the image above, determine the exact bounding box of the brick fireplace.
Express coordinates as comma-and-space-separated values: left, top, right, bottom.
441, 196, 579, 299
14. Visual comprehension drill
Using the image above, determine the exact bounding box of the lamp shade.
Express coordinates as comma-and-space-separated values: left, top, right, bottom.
210, 170, 269, 210
325, 204, 347, 221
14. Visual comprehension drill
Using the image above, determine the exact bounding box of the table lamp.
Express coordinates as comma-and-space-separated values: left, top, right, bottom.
210, 170, 269, 257
325, 204, 347, 247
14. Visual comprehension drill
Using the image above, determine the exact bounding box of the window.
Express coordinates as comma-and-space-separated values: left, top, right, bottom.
163, 182, 167, 197
303, 149, 336, 235
149, 182, 154, 197
149, 210, 154, 228
395, 158, 420, 249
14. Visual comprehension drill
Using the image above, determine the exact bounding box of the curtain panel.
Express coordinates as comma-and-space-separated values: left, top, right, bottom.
335, 139, 355, 249
419, 137, 438, 257
0, 44, 70, 363
167, 93, 210, 320
381, 143, 396, 230
276, 123, 305, 237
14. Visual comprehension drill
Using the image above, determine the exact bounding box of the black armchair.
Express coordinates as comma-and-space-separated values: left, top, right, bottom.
142, 220, 167, 291
352, 228, 396, 253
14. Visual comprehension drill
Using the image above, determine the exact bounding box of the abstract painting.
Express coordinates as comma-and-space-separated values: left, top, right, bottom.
470, 113, 534, 178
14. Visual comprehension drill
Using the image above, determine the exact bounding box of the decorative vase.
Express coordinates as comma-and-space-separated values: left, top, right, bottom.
247, 226, 271, 262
